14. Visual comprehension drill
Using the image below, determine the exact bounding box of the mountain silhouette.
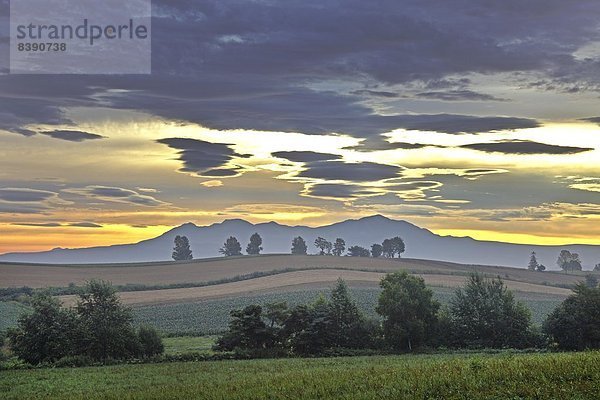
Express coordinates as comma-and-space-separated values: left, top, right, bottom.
1, 215, 599, 269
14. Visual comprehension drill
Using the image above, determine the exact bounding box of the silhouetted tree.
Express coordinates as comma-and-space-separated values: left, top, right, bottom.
544, 284, 600, 350
376, 271, 439, 351
347, 246, 370, 257
291, 236, 308, 255
314, 237, 332, 255
220, 236, 242, 256
172, 235, 193, 261
332, 238, 346, 256
557, 250, 582, 272
246, 232, 263, 255
371, 244, 383, 258
382, 237, 405, 258
594, 263, 600, 272
528, 251, 539, 271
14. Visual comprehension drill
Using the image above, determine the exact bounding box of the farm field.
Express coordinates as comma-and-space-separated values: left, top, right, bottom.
0, 255, 586, 289
132, 287, 564, 335
2, 351, 599, 399
56, 268, 571, 307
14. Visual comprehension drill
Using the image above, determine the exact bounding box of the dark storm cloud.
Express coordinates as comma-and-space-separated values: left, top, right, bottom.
41, 130, 105, 142
298, 161, 403, 182
272, 151, 342, 163
460, 140, 594, 155
157, 138, 248, 176
414, 90, 507, 102
65, 186, 168, 207
1, 0, 594, 139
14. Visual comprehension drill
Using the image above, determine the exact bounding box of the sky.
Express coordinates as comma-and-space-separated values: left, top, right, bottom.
1, 0, 600, 253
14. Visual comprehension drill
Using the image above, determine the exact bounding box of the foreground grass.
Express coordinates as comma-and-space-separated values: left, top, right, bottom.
1, 352, 599, 399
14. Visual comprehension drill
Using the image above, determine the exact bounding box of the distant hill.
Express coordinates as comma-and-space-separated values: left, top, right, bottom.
1, 215, 599, 269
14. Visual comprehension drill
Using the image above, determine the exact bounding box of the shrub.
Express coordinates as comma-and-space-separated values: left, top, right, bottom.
138, 326, 165, 357
544, 284, 600, 350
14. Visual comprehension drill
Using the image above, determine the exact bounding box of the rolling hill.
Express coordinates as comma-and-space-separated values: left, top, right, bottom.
1, 215, 599, 269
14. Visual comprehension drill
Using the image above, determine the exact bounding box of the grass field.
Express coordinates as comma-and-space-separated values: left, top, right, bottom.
132, 287, 564, 335
162, 336, 217, 354
1, 351, 599, 399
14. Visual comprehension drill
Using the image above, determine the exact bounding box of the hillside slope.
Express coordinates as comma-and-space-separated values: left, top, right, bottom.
1, 215, 599, 268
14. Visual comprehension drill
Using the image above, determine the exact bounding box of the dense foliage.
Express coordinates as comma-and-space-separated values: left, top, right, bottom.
7, 281, 164, 365
544, 284, 600, 350
447, 274, 538, 349
376, 272, 439, 350
215, 279, 376, 355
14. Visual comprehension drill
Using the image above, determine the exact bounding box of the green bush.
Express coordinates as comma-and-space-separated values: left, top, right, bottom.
138, 326, 165, 357
544, 284, 600, 350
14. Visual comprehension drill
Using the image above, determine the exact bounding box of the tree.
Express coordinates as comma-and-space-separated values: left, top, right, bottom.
537, 264, 546, 272
449, 274, 533, 349
594, 263, 600, 272
528, 251, 539, 271
381, 237, 406, 258
585, 274, 599, 289
75, 280, 141, 361
332, 238, 346, 256
371, 244, 383, 258
347, 246, 370, 257
220, 236, 242, 256
7, 293, 77, 364
557, 250, 582, 272
314, 237, 332, 255
214, 305, 271, 351
544, 284, 600, 350
328, 279, 369, 348
376, 271, 439, 351
291, 236, 308, 255
246, 232, 263, 255
137, 326, 164, 357
172, 235, 193, 261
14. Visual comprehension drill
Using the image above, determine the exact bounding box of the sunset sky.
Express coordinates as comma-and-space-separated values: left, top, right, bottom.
1, 0, 600, 253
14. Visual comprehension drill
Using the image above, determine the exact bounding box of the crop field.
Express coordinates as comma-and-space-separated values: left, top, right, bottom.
0, 254, 585, 289
56, 269, 570, 307
0, 302, 31, 333
132, 286, 564, 335
2, 351, 599, 399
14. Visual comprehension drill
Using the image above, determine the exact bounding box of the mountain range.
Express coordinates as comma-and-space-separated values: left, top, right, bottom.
1, 215, 599, 270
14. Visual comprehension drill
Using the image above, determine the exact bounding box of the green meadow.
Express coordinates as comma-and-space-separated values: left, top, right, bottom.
2, 351, 599, 400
